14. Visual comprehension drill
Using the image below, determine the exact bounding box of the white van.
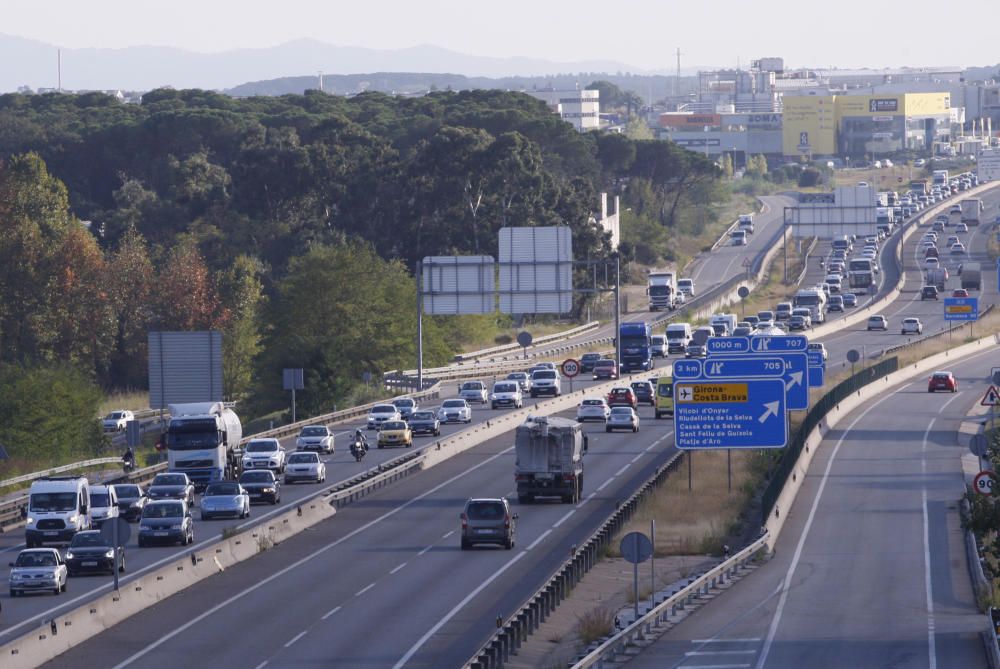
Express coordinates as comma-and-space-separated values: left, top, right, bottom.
650, 335, 668, 358
89, 485, 120, 526
730, 230, 748, 246
665, 323, 693, 355
25, 476, 92, 547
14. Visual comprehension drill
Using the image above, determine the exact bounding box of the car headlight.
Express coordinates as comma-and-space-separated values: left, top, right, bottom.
105, 549, 115, 558
26, 516, 35, 526
262, 487, 274, 493
140, 524, 152, 531
65, 551, 75, 559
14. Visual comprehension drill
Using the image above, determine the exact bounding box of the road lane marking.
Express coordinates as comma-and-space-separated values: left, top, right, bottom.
686, 650, 755, 656
110, 444, 518, 669
576, 491, 597, 509
692, 638, 761, 643
283, 631, 307, 647
922, 419, 937, 669
614, 464, 630, 476
526, 529, 552, 551
630, 453, 644, 463
441, 530, 454, 539
355, 583, 376, 597
390, 562, 407, 574
596, 479, 614, 491
755, 389, 898, 669
679, 664, 750, 668
254, 662, 268, 669
552, 510, 575, 528
392, 552, 526, 668
418, 544, 433, 555
321, 606, 341, 620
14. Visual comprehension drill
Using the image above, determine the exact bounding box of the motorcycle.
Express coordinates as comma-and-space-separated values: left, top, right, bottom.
121, 453, 136, 474
350, 439, 367, 462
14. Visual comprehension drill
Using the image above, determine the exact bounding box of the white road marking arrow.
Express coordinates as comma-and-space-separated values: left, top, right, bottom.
785, 371, 804, 391
759, 401, 780, 423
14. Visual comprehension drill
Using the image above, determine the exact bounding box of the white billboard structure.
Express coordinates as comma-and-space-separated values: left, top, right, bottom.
785, 186, 879, 239
978, 148, 1000, 183
148, 331, 224, 410
420, 256, 495, 315
499, 226, 574, 314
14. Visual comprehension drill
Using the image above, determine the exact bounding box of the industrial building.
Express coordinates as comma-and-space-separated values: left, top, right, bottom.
525, 88, 600, 132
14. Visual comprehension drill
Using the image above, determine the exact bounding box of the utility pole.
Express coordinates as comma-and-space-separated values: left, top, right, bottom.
675, 48, 682, 98
614, 255, 622, 373
416, 260, 424, 390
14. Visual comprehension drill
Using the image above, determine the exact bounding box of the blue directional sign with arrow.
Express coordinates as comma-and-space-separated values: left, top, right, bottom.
807, 349, 825, 388
707, 335, 809, 410
703, 356, 785, 379
943, 296, 978, 322
674, 378, 787, 449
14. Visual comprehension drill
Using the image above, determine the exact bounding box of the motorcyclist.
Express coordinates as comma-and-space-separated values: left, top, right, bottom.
122, 446, 136, 471
353, 429, 369, 454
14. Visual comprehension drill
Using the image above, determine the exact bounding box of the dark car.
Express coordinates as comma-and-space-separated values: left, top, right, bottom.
146, 473, 195, 505
629, 381, 655, 407
239, 470, 281, 505
827, 295, 844, 312
460, 498, 516, 550
138, 500, 194, 547
112, 483, 147, 522
743, 315, 760, 327
408, 410, 441, 436
65, 530, 125, 575
842, 293, 858, 308
592, 359, 618, 380
580, 352, 603, 373
920, 285, 939, 300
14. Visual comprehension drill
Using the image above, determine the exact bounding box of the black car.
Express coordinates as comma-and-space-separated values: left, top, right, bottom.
65, 530, 124, 575
138, 500, 194, 546
146, 473, 195, 505
629, 381, 655, 407
239, 470, 281, 505
408, 410, 441, 436
112, 483, 147, 522
921, 285, 939, 300
579, 352, 603, 373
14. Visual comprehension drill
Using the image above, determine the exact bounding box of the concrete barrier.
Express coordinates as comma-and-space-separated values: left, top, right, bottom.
0, 498, 336, 669
763, 331, 1000, 546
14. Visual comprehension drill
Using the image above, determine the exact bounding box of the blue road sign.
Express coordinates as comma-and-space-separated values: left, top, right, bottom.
808, 365, 825, 387
944, 296, 979, 322
807, 350, 825, 368
674, 378, 787, 449
707, 336, 750, 355
707, 337, 809, 411
672, 359, 703, 379
749, 335, 809, 353
702, 357, 785, 379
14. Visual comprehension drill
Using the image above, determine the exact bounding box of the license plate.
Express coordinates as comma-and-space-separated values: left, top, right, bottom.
476, 529, 493, 535
154, 531, 168, 537
82, 561, 98, 567
44, 531, 58, 536
536, 473, 554, 480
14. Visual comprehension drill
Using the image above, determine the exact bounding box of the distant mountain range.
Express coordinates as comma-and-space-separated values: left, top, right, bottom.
0, 33, 702, 93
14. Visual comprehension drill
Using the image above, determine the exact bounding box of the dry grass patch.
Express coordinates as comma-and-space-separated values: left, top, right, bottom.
99, 390, 150, 414
576, 606, 616, 645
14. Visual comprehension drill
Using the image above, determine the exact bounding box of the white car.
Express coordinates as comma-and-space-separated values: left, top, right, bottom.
102, 409, 135, 432
242, 438, 286, 473
490, 381, 523, 410
901, 317, 923, 335
295, 425, 334, 454
367, 404, 401, 430
284, 451, 326, 484
9, 548, 68, 596
606, 407, 639, 433
506, 372, 532, 392
459, 381, 489, 405
88, 485, 119, 525
576, 398, 611, 422
807, 342, 828, 361
391, 397, 418, 419
923, 257, 939, 270
438, 399, 472, 424
867, 315, 888, 331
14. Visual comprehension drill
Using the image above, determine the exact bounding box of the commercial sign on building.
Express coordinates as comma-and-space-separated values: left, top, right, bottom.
868, 98, 899, 113
659, 113, 722, 128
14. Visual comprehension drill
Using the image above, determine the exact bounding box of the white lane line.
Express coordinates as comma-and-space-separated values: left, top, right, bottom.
630, 453, 644, 464
576, 491, 597, 509
552, 509, 575, 528
254, 662, 268, 669
392, 552, 526, 668
614, 464, 630, 477
321, 606, 341, 621
441, 530, 454, 539
679, 664, 750, 668
526, 529, 552, 551
596, 478, 614, 492
418, 544, 433, 556
922, 418, 937, 669
390, 562, 408, 574
692, 638, 761, 643
355, 583, 376, 597
283, 631, 307, 648
111, 444, 518, 669
755, 389, 898, 669
687, 650, 755, 656
644, 443, 656, 452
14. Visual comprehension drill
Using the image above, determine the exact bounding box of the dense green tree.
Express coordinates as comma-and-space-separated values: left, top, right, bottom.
217, 255, 265, 400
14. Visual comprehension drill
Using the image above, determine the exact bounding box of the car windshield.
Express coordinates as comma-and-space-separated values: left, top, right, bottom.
507, 373, 526, 380
90, 493, 110, 507
70, 533, 106, 548
442, 400, 466, 408
246, 441, 278, 452
383, 421, 406, 430
411, 412, 434, 420
466, 501, 505, 520
288, 452, 318, 464
205, 482, 241, 496
393, 399, 415, 407
610, 407, 632, 415
153, 474, 186, 486
29, 492, 77, 512
594, 361, 614, 368
494, 383, 517, 393
300, 427, 327, 437
113, 485, 141, 498
371, 405, 396, 415
933, 373, 950, 380
143, 503, 183, 519
582, 400, 604, 406
461, 382, 483, 390
239, 472, 273, 483
533, 371, 556, 379
15, 552, 57, 567
106, 412, 125, 420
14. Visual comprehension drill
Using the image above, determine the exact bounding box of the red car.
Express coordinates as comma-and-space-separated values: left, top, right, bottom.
952, 289, 969, 298
606, 387, 638, 409
592, 359, 618, 380
927, 371, 957, 393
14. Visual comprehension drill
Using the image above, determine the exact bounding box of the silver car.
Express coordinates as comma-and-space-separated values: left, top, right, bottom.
295, 425, 334, 454
438, 399, 472, 424
199, 481, 250, 520
606, 407, 639, 433
576, 398, 611, 422
9, 548, 68, 596
284, 451, 326, 484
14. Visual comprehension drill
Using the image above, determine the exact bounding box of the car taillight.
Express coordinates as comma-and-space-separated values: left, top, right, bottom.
504, 515, 511, 529
461, 513, 467, 530
563, 474, 576, 482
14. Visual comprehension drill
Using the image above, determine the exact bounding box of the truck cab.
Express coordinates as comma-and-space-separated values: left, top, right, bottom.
166, 402, 243, 488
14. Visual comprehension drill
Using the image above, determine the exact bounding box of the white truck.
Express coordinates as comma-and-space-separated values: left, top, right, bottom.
665, 322, 693, 355
677, 278, 695, 297
792, 287, 827, 324
960, 198, 984, 225
646, 270, 678, 311
738, 214, 755, 234
165, 402, 243, 488
25, 476, 92, 547
514, 416, 587, 504
709, 313, 738, 336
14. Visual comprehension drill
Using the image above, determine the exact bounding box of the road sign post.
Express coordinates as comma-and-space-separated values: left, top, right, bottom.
561, 358, 580, 393
674, 378, 788, 449
620, 531, 653, 623
975, 470, 996, 496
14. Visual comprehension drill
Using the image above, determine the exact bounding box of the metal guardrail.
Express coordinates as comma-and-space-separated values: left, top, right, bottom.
452, 321, 601, 363
567, 533, 769, 669
0, 457, 122, 491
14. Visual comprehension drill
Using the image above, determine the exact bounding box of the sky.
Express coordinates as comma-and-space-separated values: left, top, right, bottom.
4, 0, 996, 71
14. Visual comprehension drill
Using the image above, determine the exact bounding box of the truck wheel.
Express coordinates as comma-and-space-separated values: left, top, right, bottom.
504, 537, 514, 550
461, 538, 470, 550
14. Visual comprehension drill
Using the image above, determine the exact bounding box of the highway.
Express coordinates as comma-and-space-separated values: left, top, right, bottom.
627, 341, 999, 669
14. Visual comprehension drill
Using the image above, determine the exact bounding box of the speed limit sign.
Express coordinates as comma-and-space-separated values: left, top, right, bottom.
561, 359, 580, 378
974, 470, 997, 495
